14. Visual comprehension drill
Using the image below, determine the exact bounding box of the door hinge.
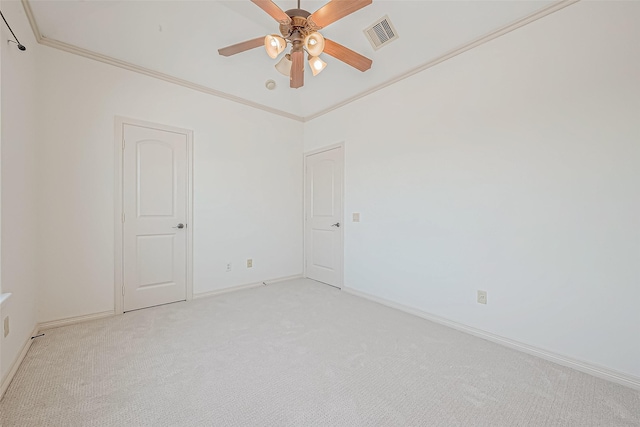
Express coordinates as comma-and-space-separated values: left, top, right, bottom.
122, 285, 125, 296
122, 139, 125, 150
122, 212, 125, 223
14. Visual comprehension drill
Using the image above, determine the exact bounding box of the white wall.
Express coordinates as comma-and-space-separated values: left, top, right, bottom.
0, 0, 39, 383
36, 46, 303, 322
3, 0, 637, 387
304, 1, 640, 378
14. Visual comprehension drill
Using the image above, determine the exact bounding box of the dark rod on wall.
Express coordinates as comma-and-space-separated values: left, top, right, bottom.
0, 9, 26, 51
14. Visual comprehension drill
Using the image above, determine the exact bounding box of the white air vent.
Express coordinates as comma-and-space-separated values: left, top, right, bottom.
364, 15, 399, 50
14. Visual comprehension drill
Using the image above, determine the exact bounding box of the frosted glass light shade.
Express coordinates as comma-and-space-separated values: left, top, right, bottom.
304, 32, 325, 57
264, 35, 286, 59
275, 54, 292, 76
308, 56, 327, 76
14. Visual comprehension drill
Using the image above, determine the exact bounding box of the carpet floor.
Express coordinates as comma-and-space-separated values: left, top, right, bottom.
1, 278, 639, 426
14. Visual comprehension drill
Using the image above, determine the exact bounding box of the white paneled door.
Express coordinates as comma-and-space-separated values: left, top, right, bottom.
305, 146, 344, 287
123, 124, 188, 312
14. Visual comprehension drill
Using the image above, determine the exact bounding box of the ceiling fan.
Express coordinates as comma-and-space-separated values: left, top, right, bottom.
218, 0, 373, 89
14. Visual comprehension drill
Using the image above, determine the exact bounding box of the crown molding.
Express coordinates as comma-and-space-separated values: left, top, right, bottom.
22, 0, 579, 124
304, 0, 580, 122
20, 0, 304, 122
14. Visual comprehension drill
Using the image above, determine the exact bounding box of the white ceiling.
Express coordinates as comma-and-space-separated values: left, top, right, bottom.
28, 0, 557, 119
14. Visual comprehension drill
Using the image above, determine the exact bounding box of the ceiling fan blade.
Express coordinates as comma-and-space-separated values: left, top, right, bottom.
323, 39, 372, 72
250, 0, 292, 25
308, 0, 372, 29
290, 50, 304, 89
218, 37, 264, 57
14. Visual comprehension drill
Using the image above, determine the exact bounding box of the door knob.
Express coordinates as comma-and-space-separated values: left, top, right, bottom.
331, 222, 340, 228
173, 223, 185, 229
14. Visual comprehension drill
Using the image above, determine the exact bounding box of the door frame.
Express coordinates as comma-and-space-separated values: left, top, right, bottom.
303, 142, 345, 288
113, 116, 194, 315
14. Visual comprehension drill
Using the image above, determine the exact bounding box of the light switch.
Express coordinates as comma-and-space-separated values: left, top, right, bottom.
353, 213, 360, 222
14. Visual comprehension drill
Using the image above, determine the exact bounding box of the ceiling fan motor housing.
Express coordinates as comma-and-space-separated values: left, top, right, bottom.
285, 8, 311, 18
280, 9, 319, 39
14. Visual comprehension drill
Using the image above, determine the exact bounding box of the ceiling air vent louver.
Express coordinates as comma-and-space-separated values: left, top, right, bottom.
364, 15, 399, 50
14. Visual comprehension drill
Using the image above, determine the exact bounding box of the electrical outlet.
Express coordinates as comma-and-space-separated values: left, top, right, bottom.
477, 290, 487, 305
3, 316, 9, 338
353, 213, 360, 222
247, 259, 253, 268
226, 263, 232, 272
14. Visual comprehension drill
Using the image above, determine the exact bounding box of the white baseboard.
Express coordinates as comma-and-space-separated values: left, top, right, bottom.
193, 274, 304, 300
38, 311, 115, 331
1, 325, 39, 400
263, 274, 304, 285
342, 286, 640, 391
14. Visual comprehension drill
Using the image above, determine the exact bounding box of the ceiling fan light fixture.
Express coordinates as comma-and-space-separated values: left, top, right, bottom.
218, 0, 373, 89
264, 34, 286, 59
275, 53, 292, 76
304, 32, 325, 57
308, 56, 327, 76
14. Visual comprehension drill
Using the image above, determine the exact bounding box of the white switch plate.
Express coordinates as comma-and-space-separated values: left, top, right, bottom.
247, 259, 253, 268
353, 213, 360, 222
226, 263, 232, 272
477, 290, 487, 304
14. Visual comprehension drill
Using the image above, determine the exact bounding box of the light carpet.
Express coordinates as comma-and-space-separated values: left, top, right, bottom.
1, 278, 639, 426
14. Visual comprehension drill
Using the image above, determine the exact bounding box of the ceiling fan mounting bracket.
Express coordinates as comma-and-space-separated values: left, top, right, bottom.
305, 16, 321, 31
